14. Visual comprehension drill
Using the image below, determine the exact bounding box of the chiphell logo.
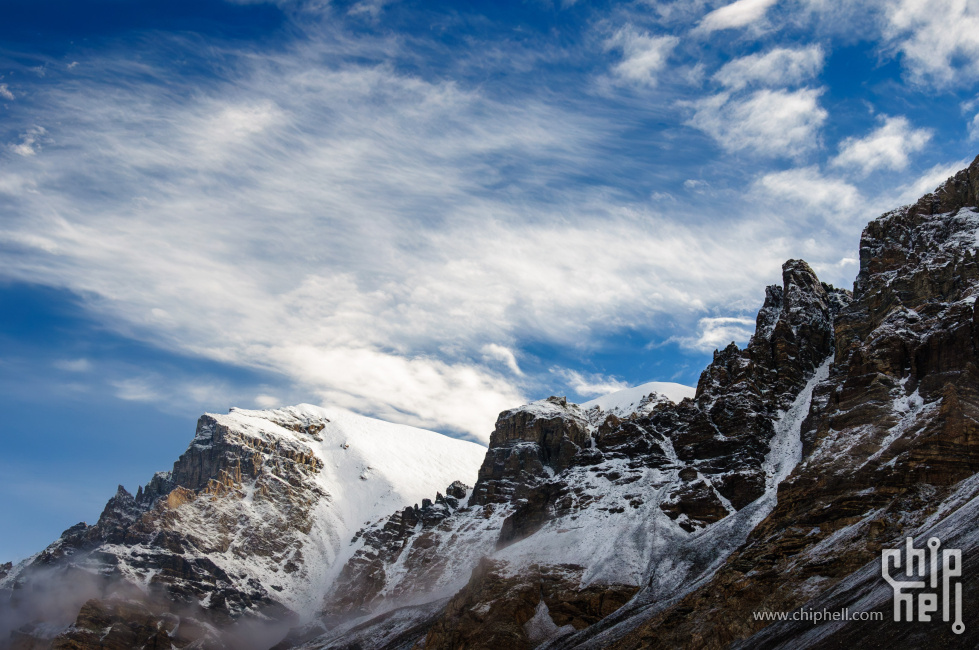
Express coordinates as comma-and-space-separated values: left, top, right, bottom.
882, 536, 964, 634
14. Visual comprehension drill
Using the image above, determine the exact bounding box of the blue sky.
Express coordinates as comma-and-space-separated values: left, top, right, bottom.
2, 0, 979, 562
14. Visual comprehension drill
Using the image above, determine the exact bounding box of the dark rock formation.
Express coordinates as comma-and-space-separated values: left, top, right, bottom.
601, 155, 979, 650
420, 559, 638, 650
470, 396, 590, 507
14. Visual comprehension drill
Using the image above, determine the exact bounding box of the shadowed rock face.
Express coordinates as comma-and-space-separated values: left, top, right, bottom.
48, 598, 217, 650
471, 396, 591, 507
421, 559, 639, 650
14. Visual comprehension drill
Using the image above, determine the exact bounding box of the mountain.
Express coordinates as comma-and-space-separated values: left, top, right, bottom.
0, 405, 485, 649
595, 155, 979, 650
5, 155, 979, 650
580, 382, 696, 418
299, 255, 847, 650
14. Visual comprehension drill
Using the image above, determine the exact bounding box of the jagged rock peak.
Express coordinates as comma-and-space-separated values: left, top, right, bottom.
471, 397, 590, 507
905, 152, 979, 219
842, 157, 979, 358
696, 257, 849, 408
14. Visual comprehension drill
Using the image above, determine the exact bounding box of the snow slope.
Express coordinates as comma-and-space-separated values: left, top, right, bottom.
200, 405, 487, 616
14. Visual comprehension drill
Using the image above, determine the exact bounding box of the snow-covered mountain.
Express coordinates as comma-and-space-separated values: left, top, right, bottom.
7, 156, 979, 650
580, 382, 696, 419
0, 405, 484, 648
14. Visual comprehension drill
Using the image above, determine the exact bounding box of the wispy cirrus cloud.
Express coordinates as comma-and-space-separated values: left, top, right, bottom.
0, 29, 811, 441
2, 1, 972, 448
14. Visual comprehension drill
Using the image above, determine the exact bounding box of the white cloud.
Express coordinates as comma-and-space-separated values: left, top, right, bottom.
754, 166, 861, 217
698, 0, 779, 32
10, 126, 45, 157
970, 113, 979, 141
347, 0, 394, 19
481, 344, 523, 376
0, 31, 869, 441
672, 316, 756, 352
255, 394, 281, 408
0, 84, 14, 100
205, 102, 280, 143
687, 87, 827, 157
552, 369, 630, 398
713, 46, 824, 90
882, 0, 979, 86
606, 26, 680, 86
112, 377, 162, 402
831, 115, 932, 175
110, 373, 252, 414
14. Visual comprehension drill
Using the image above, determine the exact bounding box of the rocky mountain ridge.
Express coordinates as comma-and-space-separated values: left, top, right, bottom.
296, 255, 847, 650
6, 156, 979, 649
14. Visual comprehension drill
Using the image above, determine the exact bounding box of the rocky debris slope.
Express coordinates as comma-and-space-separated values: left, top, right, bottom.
1, 406, 484, 649
590, 156, 979, 649
301, 260, 849, 650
